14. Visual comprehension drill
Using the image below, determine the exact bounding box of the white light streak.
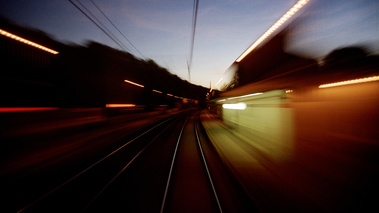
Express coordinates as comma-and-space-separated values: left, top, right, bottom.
215, 78, 223, 86
222, 103, 247, 110
227, 92, 263, 100
235, 0, 309, 62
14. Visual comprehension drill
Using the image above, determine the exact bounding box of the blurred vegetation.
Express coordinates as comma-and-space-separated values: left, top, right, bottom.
321, 46, 379, 71
0, 16, 208, 107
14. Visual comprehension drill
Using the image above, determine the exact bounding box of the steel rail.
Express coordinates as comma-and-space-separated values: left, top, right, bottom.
81, 114, 182, 212
194, 114, 223, 213
159, 115, 190, 213
17, 113, 181, 213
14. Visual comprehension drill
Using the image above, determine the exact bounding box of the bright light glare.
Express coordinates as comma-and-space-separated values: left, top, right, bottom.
0, 29, 59, 54
319, 76, 379, 88
124, 80, 144, 88
105, 104, 136, 108
235, 0, 309, 62
222, 103, 247, 110
152, 89, 162, 93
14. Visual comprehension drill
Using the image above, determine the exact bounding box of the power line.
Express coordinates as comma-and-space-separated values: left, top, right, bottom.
90, 0, 145, 58
75, 0, 129, 51
68, 0, 129, 51
188, 0, 199, 82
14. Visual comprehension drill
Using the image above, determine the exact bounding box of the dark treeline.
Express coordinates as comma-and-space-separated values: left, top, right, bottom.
56, 41, 208, 108
0, 17, 208, 108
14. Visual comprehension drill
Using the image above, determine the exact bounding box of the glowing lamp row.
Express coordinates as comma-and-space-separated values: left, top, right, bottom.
319, 76, 379, 88
0, 29, 59, 54
236, 0, 309, 62
124, 79, 193, 101
124, 79, 144, 88
105, 104, 136, 108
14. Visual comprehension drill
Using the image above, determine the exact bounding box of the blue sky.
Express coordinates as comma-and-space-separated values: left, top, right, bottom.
1, 0, 378, 88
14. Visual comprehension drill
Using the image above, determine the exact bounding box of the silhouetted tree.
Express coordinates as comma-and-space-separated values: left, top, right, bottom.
322, 46, 377, 70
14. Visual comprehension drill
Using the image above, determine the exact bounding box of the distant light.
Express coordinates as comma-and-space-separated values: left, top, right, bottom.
222, 103, 247, 110
0, 28, 59, 54
319, 75, 379, 88
124, 80, 144, 88
105, 104, 136, 108
235, 0, 309, 62
152, 89, 162, 93
285, 89, 293, 93
167, 93, 173, 96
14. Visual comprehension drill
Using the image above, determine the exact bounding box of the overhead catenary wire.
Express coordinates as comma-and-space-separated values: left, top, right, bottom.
68, 0, 129, 51
89, 0, 145, 59
188, 0, 199, 82
75, 0, 129, 51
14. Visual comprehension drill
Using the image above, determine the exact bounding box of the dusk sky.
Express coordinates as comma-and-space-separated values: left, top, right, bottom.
1, 0, 378, 89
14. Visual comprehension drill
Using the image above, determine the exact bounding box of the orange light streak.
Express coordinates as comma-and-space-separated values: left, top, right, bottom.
124, 80, 144, 88
152, 89, 162, 93
235, 0, 309, 62
105, 104, 136, 108
319, 76, 379, 88
0, 29, 59, 54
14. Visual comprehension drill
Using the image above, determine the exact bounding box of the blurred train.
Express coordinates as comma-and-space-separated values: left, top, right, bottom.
209, 15, 379, 211
0, 17, 207, 113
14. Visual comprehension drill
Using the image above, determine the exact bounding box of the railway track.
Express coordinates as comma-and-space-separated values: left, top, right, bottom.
160, 112, 222, 213
5, 110, 256, 212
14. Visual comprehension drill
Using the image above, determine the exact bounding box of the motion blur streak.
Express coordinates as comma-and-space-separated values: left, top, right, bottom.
105, 104, 136, 108
124, 79, 144, 88
215, 78, 223, 87
152, 89, 162, 93
222, 103, 246, 110
0, 107, 59, 112
235, 0, 309, 62
230, 92, 263, 100
319, 75, 379, 88
0, 29, 59, 54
